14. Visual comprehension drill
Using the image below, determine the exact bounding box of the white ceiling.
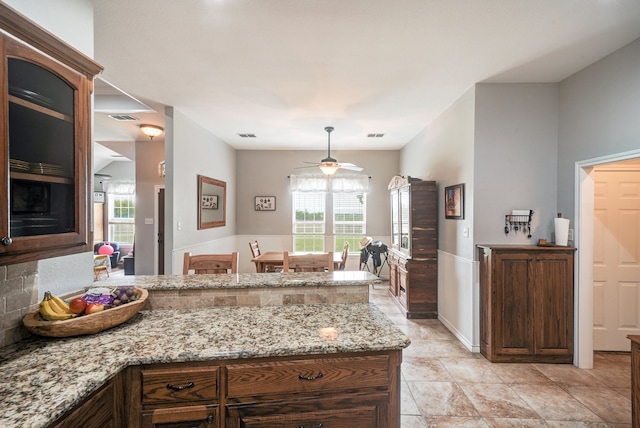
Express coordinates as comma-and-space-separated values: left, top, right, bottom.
90, 0, 640, 162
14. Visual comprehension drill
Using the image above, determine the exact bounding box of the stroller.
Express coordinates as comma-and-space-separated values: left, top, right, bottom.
359, 240, 388, 276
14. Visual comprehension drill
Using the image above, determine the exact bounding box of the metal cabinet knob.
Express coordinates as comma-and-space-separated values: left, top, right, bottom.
1, 236, 12, 246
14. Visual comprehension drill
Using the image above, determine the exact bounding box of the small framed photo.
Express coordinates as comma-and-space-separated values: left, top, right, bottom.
255, 196, 276, 211
445, 183, 464, 220
201, 194, 218, 210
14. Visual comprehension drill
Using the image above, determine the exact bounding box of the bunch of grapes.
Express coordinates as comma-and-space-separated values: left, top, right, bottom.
111, 286, 137, 306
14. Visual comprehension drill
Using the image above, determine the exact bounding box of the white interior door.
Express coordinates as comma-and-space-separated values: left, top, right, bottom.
593, 164, 640, 351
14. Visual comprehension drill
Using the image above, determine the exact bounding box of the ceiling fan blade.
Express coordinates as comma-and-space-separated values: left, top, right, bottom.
339, 163, 363, 171
293, 165, 319, 169
301, 161, 320, 165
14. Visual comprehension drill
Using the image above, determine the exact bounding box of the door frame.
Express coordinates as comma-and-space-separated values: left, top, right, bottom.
575, 148, 640, 368
154, 184, 165, 275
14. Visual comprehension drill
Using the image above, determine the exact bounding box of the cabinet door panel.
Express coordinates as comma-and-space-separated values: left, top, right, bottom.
534, 254, 573, 355
495, 255, 534, 355
54, 382, 114, 428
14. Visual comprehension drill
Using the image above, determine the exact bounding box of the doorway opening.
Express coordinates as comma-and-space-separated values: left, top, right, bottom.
575, 149, 640, 369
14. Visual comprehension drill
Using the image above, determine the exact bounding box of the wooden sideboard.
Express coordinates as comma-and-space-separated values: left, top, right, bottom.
478, 245, 576, 363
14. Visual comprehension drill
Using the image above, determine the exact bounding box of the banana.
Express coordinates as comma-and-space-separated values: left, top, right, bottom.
39, 292, 76, 321
49, 294, 71, 313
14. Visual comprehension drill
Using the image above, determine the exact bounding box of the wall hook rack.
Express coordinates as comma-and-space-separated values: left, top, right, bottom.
504, 209, 534, 238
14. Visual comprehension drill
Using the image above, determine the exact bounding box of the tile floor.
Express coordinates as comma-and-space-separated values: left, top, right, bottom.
369, 283, 633, 427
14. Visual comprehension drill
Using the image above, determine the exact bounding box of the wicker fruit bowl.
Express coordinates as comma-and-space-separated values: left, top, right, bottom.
23, 287, 148, 338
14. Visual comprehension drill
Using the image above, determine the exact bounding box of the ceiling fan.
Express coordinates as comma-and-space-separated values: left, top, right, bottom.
299, 126, 363, 175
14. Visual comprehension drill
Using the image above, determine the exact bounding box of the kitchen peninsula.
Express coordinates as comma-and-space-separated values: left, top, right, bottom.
0, 272, 410, 427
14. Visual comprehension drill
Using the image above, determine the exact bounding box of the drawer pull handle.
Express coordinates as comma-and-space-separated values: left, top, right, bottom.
298, 372, 324, 381
166, 381, 195, 391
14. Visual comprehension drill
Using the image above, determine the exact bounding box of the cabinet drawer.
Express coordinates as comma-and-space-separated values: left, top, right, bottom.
141, 366, 219, 405
226, 355, 390, 398
237, 406, 377, 428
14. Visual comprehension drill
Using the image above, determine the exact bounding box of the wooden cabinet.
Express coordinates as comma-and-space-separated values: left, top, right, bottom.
53, 379, 116, 428
629, 335, 640, 427
0, 4, 102, 265
387, 176, 437, 318
123, 351, 401, 428
478, 245, 576, 363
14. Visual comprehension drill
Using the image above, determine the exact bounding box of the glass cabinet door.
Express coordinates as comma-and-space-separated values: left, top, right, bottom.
390, 189, 399, 248
400, 186, 410, 252
8, 58, 75, 238
1, 36, 91, 259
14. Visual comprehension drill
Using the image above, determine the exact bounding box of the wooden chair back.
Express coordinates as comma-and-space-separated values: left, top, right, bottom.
249, 241, 261, 258
339, 242, 349, 270
283, 252, 334, 272
183, 252, 239, 274
93, 254, 110, 280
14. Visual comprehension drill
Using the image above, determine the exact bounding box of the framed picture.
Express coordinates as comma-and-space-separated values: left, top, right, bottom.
201, 194, 218, 210
444, 183, 464, 219
255, 196, 276, 211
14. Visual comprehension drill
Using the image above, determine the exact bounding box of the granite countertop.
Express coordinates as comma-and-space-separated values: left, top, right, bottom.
0, 302, 409, 428
94, 271, 382, 290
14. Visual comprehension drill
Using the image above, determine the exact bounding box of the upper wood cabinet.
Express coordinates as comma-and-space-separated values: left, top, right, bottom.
0, 3, 102, 265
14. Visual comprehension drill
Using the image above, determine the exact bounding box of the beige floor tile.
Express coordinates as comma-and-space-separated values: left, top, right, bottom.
404, 338, 472, 359
489, 363, 555, 385
545, 422, 613, 427
441, 358, 504, 384
408, 381, 479, 417
401, 415, 430, 427
459, 383, 539, 419
565, 385, 632, 425
510, 384, 603, 422
402, 380, 422, 415
422, 416, 490, 427
532, 364, 605, 388
483, 418, 548, 427
403, 357, 454, 382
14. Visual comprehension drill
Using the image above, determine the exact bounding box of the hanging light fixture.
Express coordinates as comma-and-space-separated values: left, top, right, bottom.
140, 124, 163, 140
319, 126, 339, 175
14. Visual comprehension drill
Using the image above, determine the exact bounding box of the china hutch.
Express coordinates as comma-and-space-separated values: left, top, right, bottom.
387, 176, 438, 318
0, 3, 103, 265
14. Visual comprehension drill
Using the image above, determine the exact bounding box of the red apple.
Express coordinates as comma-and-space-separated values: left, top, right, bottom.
85, 302, 105, 314
69, 297, 87, 314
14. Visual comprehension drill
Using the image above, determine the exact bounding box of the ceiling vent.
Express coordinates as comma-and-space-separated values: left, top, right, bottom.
237, 133, 256, 138
108, 114, 139, 121
367, 133, 385, 138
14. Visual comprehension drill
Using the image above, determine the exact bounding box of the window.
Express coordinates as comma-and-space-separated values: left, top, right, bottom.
292, 192, 325, 252
333, 192, 367, 252
290, 174, 369, 253
108, 194, 135, 244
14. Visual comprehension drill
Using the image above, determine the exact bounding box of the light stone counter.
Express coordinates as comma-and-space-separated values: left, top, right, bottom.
92, 271, 381, 309
0, 272, 406, 428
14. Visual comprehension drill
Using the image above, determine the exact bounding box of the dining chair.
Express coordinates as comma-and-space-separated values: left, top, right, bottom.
249, 240, 282, 273
183, 252, 239, 274
283, 252, 334, 272
338, 241, 349, 270
93, 254, 110, 280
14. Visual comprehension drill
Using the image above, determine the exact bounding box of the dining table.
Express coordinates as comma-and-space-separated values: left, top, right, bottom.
251, 251, 343, 273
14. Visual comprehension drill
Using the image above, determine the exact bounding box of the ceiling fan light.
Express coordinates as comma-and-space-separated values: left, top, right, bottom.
140, 124, 164, 139
319, 162, 339, 175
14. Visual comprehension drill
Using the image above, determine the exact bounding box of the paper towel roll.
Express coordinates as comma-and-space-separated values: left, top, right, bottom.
554, 217, 570, 246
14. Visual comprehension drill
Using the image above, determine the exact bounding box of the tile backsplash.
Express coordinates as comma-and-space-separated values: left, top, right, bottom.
0, 262, 39, 347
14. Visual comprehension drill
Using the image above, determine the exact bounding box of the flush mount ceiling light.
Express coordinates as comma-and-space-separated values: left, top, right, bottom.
140, 124, 163, 140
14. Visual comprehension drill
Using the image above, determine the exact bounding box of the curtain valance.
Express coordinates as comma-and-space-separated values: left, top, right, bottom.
102, 180, 135, 195
289, 174, 369, 193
